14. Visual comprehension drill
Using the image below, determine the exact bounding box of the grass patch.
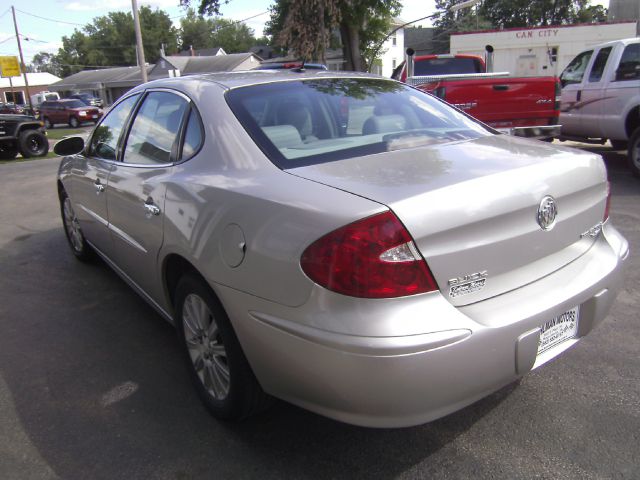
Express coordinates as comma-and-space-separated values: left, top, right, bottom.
46, 127, 87, 140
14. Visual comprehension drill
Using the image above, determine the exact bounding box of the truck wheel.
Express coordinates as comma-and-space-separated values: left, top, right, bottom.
69, 116, 79, 128
0, 142, 18, 160
628, 129, 640, 178
610, 140, 627, 151
19, 130, 49, 158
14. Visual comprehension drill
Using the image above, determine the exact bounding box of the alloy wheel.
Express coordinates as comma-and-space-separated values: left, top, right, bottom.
182, 293, 230, 400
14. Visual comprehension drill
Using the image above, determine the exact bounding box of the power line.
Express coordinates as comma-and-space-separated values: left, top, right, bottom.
14, 8, 85, 26
0, 8, 11, 20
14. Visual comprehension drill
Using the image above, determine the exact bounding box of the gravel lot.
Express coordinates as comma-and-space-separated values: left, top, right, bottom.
0, 145, 637, 480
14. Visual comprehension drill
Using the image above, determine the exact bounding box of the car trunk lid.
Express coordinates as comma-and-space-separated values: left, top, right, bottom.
288, 135, 608, 306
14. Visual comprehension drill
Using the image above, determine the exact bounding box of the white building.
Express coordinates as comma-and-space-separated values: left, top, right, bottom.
374, 18, 406, 77
450, 21, 639, 77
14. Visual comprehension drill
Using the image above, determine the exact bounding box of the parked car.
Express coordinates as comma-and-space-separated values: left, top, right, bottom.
0, 102, 25, 114
0, 114, 49, 159
397, 49, 561, 140
31, 91, 60, 108
559, 38, 640, 177
40, 99, 102, 128
54, 71, 628, 428
69, 92, 103, 108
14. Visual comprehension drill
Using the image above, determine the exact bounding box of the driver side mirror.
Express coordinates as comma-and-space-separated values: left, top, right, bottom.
54, 136, 85, 156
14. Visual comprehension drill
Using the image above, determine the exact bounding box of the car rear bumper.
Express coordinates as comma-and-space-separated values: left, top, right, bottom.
497, 124, 562, 139
220, 223, 628, 428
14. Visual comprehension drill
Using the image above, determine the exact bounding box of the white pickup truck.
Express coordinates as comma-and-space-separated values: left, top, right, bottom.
559, 37, 640, 177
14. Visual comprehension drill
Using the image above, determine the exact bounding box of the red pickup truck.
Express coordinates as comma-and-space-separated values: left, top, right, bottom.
395, 50, 561, 139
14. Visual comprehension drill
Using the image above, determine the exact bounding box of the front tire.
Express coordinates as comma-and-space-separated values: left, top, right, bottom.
69, 116, 79, 128
60, 190, 94, 261
175, 274, 271, 421
627, 128, 640, 178
0, 142, 18, 160
18, 130, 49, 158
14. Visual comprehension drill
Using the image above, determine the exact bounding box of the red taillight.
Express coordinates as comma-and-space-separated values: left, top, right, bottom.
300, 211, 438, 298
604, 181, 611, 221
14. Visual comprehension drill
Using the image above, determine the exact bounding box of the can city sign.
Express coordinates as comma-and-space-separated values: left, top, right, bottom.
0, 56, 21, 78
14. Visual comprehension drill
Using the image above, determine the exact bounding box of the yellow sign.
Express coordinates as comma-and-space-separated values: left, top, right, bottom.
0, 56, 21, 78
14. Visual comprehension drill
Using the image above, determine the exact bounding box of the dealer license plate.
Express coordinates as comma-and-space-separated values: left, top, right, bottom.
537, 306, 579, 355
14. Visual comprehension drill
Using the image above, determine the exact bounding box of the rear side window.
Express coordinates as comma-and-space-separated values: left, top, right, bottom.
123, 91, 188, 165
90, 94, 140, 160
560, 50, 593, 86
589, 47, 612, 83
181, 108, 203, 160
615, 44, 640, 82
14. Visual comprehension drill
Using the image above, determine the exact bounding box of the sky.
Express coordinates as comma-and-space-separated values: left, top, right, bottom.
0, 0, 609, 66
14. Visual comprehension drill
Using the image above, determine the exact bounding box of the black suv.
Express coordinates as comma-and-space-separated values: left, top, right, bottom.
0, 114, 49, 160
69, 93, 103, 108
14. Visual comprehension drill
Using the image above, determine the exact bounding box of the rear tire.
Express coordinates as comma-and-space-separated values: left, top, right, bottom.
627, 128, 640, 178
0, 142, 18, 160
69, 116, 79, 128
18, 130, 49, 158
175, 274, 272, 421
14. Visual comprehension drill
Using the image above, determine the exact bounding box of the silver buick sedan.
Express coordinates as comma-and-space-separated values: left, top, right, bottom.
55, 71, 629, 428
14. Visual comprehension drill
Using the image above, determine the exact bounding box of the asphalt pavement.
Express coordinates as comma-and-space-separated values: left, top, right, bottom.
0, 146, 638, 480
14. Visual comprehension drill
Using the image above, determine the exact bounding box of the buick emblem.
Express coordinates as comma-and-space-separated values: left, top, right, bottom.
537, 195, 557, 230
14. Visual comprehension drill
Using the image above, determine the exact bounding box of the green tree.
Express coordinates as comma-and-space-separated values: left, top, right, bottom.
263, 0, 401, 71
54, 7, 178, 76
179, 9, 258, 53
30, 51, 64, 77
479, 0, 607, 28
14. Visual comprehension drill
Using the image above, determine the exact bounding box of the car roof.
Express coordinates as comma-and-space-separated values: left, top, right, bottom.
131, 70, 390, 92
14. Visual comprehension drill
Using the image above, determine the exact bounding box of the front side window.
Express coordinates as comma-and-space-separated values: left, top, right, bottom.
589, 47, 612, 83
122, 91, 188, 165
227, 78, 490, 169
560, 50, 593, 86
90, 94, 140, 160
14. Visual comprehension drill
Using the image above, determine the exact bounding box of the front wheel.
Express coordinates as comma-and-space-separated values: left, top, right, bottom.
69, 116, 79, 128
0, 142, 18, 160
175, 274, 271, 421
60, 190, 94, 261
19, 130, 49, 158
627, 128, 640, 178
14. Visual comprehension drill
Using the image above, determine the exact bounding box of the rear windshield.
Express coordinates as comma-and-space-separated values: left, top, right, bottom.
226, 78, 490, 168
414, 57, 483, 75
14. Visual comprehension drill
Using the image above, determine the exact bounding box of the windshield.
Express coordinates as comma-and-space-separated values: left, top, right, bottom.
415, 57, 483, 75
226, 78, 491, 168
65, 100, 89, 108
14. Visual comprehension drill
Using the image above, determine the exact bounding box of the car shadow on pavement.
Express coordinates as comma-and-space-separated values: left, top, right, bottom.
0, 227, 519, 480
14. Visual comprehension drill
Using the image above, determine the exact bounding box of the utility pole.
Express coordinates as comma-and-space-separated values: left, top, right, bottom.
131, 0, 148, 83
11, 6, 33, 112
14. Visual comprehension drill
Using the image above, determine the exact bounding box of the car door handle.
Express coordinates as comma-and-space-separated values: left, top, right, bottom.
94, 179, 105, 194
492, 84, 509, 91
144, 200, 161, 217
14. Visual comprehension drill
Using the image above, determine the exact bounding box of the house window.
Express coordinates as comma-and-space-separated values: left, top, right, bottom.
392, 33, 397, 46
392, 59, 397, 70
